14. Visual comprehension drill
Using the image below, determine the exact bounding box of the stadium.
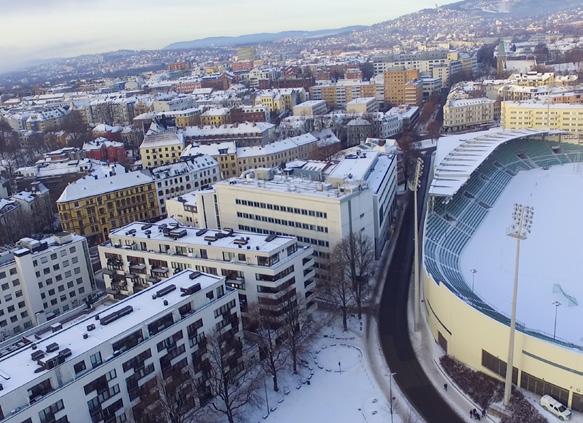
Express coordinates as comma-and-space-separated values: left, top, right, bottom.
422, 128, 583, 411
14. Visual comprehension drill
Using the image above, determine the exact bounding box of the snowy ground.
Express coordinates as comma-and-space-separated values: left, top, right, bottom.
242, 312, 401, 423
460, 163, 583, 347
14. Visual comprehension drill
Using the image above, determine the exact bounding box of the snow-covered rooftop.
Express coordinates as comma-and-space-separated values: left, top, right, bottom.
429, 128, 563, 199
57, 171, 153, 203
0, 270, 223, 397
183, 122, 274, 137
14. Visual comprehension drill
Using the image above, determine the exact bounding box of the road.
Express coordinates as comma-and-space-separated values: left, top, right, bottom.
377, 154, 464, 423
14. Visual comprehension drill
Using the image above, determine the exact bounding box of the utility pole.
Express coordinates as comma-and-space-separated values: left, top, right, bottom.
408, 157, 424, 332
389, 372, 397, 423
552, 301, 561, 340
503, 203, 534, 407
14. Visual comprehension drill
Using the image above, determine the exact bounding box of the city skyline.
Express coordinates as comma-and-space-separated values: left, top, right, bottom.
0, 0, 457, 72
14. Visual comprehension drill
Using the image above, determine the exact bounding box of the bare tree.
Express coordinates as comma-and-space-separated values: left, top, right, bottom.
249, 307, 287, 391
281, 293, 316, 374
336, 232, 375, 321
61, 110, 90, 148
203, 328, 258, 423
323, 249, 353, 331
135, 369, 195, 423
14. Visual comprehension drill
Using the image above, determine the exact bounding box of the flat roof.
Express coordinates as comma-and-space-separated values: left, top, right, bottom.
109, 219, 294, 253
0, 270, 223, 397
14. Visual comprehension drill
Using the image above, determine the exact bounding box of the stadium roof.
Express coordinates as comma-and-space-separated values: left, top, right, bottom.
429, 128, 563, 198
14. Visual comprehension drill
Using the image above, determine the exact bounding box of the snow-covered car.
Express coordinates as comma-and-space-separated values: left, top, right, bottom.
540, 395, 572, 421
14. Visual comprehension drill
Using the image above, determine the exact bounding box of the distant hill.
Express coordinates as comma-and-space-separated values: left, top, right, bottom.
445, 0, 583, 17
164, 26, 367, 50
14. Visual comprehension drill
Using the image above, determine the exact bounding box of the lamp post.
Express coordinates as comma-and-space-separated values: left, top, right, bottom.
408, 157, 424, 332
503, 203, 534, 407
470, 268, 478, 292
388, 371, 397, 423
552, 301, 561, 340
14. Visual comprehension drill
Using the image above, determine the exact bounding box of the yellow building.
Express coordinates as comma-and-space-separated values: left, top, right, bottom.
139, 128, 185, 168
383, 68, 420, 105
200, 107, 231, 126
501, 101, 583, 135
57, 171, 160, 245
255, 88, 305, 113
309, 80, 377, 110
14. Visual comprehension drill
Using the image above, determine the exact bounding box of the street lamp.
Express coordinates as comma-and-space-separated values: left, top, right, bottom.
408, 157, 424, 332
470, 268, 478, 292
552, 301, 561, 340
388, 371, 397, 423
503, 203, 534, 407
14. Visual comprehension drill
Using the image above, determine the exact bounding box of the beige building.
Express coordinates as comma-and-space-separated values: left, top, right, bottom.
181, 133, 323, 178
346, 97, 379, 114
293, 100, 328, 117
384, 68, 421, 105
139, 127, 185, 168
501, 101, 583, 135
443, 98, 496, 132
200, 107, 231, 126
309, 80, 377, 110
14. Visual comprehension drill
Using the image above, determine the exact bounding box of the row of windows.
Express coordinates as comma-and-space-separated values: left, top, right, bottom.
236, 212, 329, 233
235, 199, 328, 218
237, 225, 330, 248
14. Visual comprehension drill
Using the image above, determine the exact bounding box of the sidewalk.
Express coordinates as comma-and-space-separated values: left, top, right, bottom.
407, 278, 497, 423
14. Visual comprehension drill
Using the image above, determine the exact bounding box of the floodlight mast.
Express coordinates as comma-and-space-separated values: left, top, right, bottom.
503, 204, 534, 407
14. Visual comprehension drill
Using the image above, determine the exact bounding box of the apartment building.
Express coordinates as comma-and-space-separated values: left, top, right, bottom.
191, 151, 398, 276
0, 232, 95, 339
182, 122, 276, 147
383, 68, 421, 105
165, 192, 199, 226
181, 133, 320, 178
99, 221, 316, 323
0, 183, 52, 244
309, 80, 376, 110
0, 269, 241, 423
501, 101, 583, 135
373, 51, 451, 75
230, 105, 268, 123
148, 155, 220, 215
254, 88, 306, 113
421, 77, 443, 100
346, 97, 379, 114
292, 100, 328, 117
57, 172, 160, 245
139, 129, 185, 168
200, 108, 231, 126
443, 98, 496, 132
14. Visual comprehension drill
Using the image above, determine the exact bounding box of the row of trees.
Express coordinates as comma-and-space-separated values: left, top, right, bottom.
123, 232, 378, 422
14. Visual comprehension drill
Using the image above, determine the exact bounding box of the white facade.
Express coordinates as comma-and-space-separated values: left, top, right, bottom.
191, 151, 399, 277
165, 192, 199, 226
443, 98, 496, 131
0, 269, 241, 423
0, 233, 95, 340
293, 100, 328, 117
148, 155, 220, 215
98, 220, 316, 317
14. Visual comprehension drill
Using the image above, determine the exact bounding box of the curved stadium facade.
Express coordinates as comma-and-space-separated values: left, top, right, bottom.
423, 129, 583, 411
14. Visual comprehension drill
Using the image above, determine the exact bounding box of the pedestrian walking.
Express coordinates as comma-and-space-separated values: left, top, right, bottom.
443, 383, 448, 391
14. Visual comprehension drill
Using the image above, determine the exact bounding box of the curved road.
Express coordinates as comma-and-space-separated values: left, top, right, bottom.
377, 154, 464, 423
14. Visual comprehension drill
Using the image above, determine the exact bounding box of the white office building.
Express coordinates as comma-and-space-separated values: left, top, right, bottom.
190, 151, 398, 278
0, 269, 241, 423
98, 220, 316, 318
0, 233, 95, 340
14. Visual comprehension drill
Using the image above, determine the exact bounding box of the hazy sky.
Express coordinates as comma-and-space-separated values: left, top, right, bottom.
0, 0, 457, 71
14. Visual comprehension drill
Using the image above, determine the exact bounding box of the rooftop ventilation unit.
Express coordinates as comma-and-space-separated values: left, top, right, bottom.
100, 305, 134, 326
233, 238, 247, 245
181, 283, 202, 296
31, 350, 45, 361
169, 228, 187, 239
87, 324, 96, 331
153, 284, 176, 299
141, 223, 153, 231
195, 229, 207, 236
265, 234, 277, 242
125, 229, 137, 236
46, 343, 59, 353
204, 235, 217, 242
188, 271, 201, 280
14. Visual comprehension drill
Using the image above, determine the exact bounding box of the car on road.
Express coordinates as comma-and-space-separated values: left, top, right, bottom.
540, 395, 572, 421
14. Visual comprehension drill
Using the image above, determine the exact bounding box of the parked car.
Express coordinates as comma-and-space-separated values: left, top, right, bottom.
540, 395, 572, 421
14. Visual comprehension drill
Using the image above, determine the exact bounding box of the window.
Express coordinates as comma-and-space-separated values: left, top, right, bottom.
74, 360, 86, 375
90, 351, 102, 368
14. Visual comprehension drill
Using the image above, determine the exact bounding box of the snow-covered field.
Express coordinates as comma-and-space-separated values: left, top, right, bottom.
243, 314, 400, 423
460, 163, 583, 347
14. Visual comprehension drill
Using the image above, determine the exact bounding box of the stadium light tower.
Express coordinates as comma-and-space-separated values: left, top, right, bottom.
503, 203, 534, 407
408, 157, 424, 332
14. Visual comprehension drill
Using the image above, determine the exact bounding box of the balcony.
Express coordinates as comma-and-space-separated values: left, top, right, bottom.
226, 277, 245, 290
